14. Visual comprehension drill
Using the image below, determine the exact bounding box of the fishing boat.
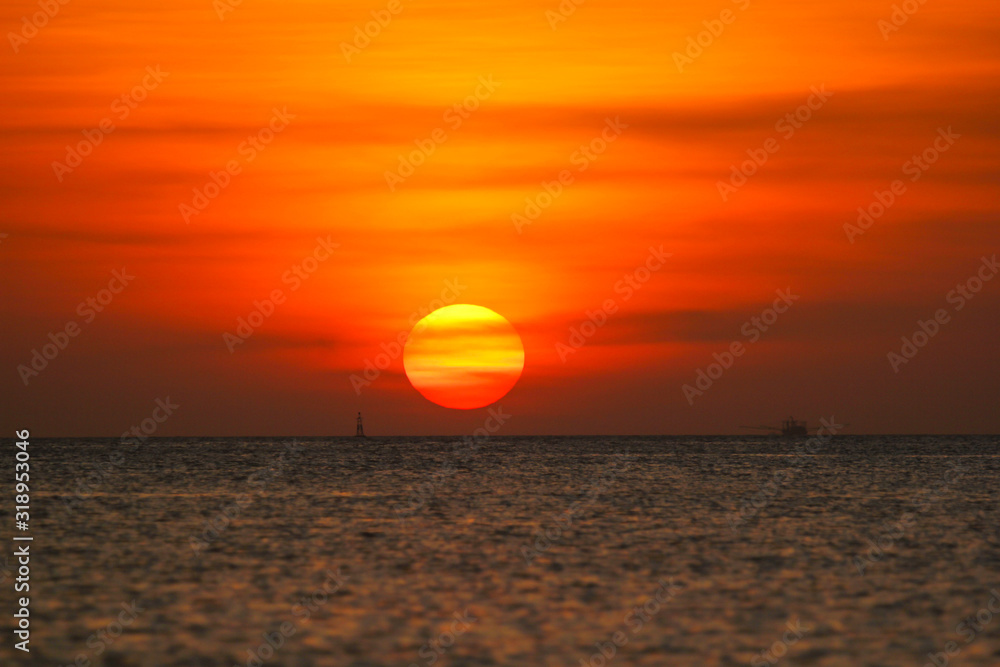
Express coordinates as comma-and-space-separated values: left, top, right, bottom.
741, 416, 812, 436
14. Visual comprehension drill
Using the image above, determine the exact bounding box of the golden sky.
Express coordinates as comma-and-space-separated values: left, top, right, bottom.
2, 0, 998, 434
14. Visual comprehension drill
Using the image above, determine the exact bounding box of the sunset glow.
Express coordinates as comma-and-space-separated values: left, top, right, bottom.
4, 2, 999, 665
1, 0, 998, 435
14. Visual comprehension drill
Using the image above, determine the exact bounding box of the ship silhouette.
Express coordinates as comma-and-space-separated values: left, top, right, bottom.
741, 416, 815, 437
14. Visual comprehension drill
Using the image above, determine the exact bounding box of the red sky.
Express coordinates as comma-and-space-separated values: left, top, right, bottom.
2, 0, 998, 435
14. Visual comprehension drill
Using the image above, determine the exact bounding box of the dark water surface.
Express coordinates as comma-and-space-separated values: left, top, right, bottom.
3, 435, 1000, 666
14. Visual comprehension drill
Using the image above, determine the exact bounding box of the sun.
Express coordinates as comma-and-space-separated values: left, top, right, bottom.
403, 304, 525, 410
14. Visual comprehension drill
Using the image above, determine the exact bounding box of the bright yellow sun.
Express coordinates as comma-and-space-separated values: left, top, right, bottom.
403, 304, 525, 410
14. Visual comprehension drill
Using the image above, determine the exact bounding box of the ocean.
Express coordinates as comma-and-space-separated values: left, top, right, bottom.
4, 435, 1000, 666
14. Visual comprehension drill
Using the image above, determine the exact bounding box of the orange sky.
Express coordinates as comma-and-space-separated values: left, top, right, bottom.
2, 0, 998, 435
